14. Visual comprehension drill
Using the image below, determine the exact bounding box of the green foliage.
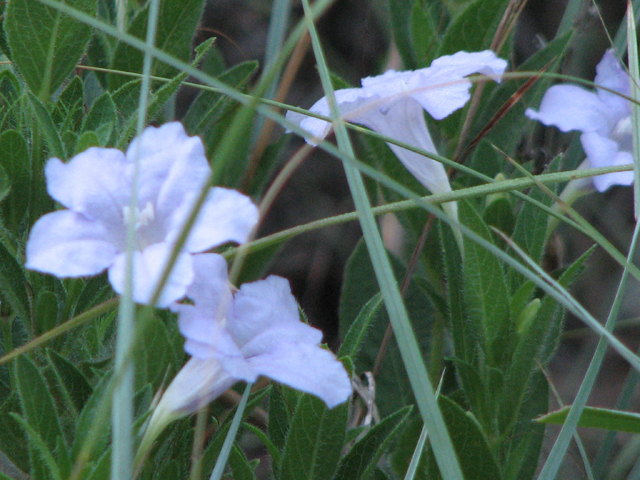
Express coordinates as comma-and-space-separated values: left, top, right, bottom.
459, 200, 510, 367
537, 405, 640, 433
108, 0, 206, 91
340, 241, 434, 416
280, 395, 348, 480
5, 0, 96, 100
334, 406, 412, 480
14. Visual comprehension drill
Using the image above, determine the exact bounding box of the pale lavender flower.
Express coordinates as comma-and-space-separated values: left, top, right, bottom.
143, 254, 351, 445
526, 49, 634, 192
286, 50, 508, 224
25, 122, 258, 307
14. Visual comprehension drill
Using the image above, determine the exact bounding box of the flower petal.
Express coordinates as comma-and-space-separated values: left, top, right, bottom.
286, 88, 372, 145
595, 49, 630, 116
142, 357, 238, 452
248, 343, 351, 408
45, 149, 129, 232
229, 275, 316, 348
581, 131, 634, 192
168, 187, 259, 253
153, 357, 237, 419
357, 98, 450, 196
108, 242, 193, 307
179, 253, 230, 311
525, 85, 611, 133
126, 122, 210, 212
25, 210, 118, 277
406, 50, 508, 120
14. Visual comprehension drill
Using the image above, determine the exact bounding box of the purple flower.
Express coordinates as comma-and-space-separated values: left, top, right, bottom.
286, 50, 507, 223
526, 49, 634, 192
144, 254, 351, 444
25, 122, 258, 307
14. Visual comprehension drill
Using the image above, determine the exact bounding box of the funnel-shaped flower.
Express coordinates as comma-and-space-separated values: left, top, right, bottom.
25, 122, 258, 307
286, 50, 508, 224
143, 254, 351, 446
526, 49, 633, 192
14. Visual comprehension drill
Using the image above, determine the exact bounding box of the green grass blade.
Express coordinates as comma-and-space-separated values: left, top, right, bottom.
111, 0, 161, 478
628, 4, 640, 221
299, 1, 463, 478
208, 383, 252, 480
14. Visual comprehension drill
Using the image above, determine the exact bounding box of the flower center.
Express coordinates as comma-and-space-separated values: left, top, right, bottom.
122, 202, 156, 230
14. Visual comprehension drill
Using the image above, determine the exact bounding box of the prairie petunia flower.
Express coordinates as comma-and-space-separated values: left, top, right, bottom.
25, 122, 258, 307
142, 254, 351, 447
286, 50, 508, 224
526, 49, 633, 192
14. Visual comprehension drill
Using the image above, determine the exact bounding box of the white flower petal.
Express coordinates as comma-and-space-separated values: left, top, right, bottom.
581, 132, 634, 192
595, 49, 630, 116
525, 85, 611, 134
127, 122, 209, 210
361, 98, 450, 195
229, 275, 307, 348
407, 50, 507, 119
168, 187, 258, 253
153, 357, 237, 419
142, 357, 238, 452
240, 323, 323, 359
427, 50, 508, 81
248, 343, 351, 408
45, 150, 129, 230
179, 253, 230, 311
108, 243, 193, 307
25, 210, 118, 277
286, 88, 371, 144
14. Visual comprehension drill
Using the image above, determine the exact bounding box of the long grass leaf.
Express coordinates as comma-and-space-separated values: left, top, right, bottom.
111, 0, 161, 478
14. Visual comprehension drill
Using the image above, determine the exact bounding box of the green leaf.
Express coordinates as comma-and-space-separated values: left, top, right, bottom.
503, 370, 547, 480
426, 396, 502, 480
47, 349, 93, 415
497, 247, 593, 435
0, 397, 30, 474
459, 200, 510, 366
52, 75, 84, 131
135, 315, 177, 390
388, 0, 417, 69
108, 0, 206, 91
35, 290, 59, 336
114, 38, 216, 148
5, 0, 96, 99
73, 374, 111, 462
229, 445, 257, 480
268, 384, 292, 452
0, 130, 30, 229
74, 131, 101, 154
537, 405, 640, 433
10, 414, 62, 480
28, 92, 66, 159
280, 395, 348, 480
410, 0, 439, 67
333, 406, 412, 480
15, 355, 64, 448
183, 60, 258, 138
0, 241, 30, 323
339, 241, 434, 416
81, 92, 116, 146
440, 222, 473, 363
338, 293, 382, 359
436, 0, 509, 57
